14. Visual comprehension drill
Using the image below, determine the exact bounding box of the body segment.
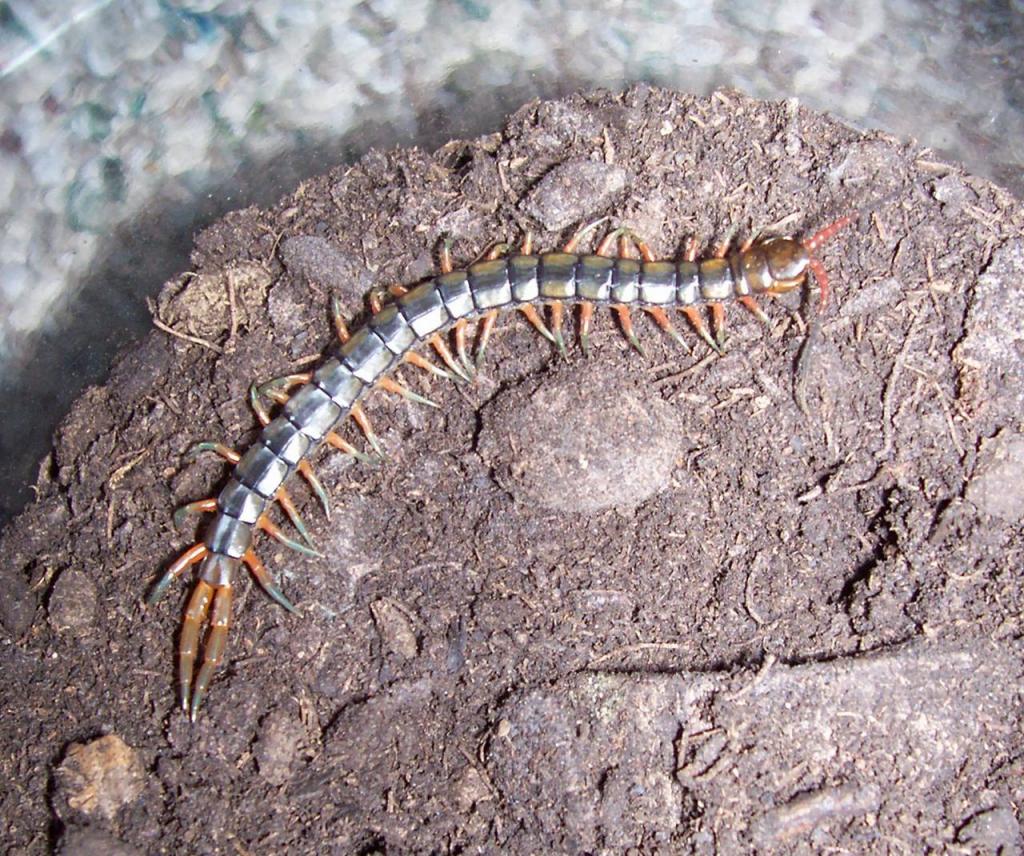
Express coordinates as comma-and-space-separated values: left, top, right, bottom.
152, 223, 844, 718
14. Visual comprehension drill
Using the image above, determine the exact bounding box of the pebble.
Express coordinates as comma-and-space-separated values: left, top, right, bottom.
57, 827, 142, 856
54, 735, 145, 821
957, 807, 1022, 854
523, 159, 630, 231
48, 569, 98, 636
278, 236, 376, 308
965, 429, 1024, 523
478, 360, 684, 513
254, 709, 305, 787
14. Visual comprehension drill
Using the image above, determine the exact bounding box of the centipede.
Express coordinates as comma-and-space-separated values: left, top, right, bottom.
148, 211, 855, 720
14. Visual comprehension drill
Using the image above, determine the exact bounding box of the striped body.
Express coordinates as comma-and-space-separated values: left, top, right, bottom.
197, 246, 781, 585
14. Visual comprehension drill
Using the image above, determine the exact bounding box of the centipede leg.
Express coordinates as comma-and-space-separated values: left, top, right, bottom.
297, 460, 331, 517
613, 305, 645, 356
256, 515, 322, 557
485, 243, 511, 261
440, 238, 454, 275
548, 301, 568, 358
376, 376, 439, 408
148, 542, 208, 606
710, 303, 728, 348
189, 584, 233, 721
351, 402, 385, 458
578, 301, 595, 355
173, 498, 218, 529
452, 318, 476, 377
429, 334, 472, 383
331, 295, 351, 344
186, 442, 240, 465
243, 548, 297, 614
270, 485, 318, 547
179, 579, 213, 716
474, 309, 499, 368
403, 350, 455, 382
644, 306, 689, 351
738, 295, 771, 326
681, 306, 723, 354
563, 217, 609, 253
518, 304, 557, 345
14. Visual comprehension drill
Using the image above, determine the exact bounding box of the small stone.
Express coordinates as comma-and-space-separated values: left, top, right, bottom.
279, 235, 375, 307
57, 827, 142, 856
957, 807, 1022, 854
48, 569, 98, 635
453, 766, 492, 813
156, 261, 272, 342
55, 735, 145, 821
965, 429, 1024, 522
370, 599, 420, 660
254, 709, 305, 786
479, 360, 683, 513
523, 159, 630, 231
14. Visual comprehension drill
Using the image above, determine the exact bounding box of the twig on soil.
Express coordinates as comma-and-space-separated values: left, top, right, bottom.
224, 269, 239, 352
722, 653, 777, 701
877, 311, 924, 461
655, 352, 716, 391
793, 310, 823, 417
589, 641, 690, 666
744, 567, 765, 626
904, 365, 966, 460
151, 313, 224, 353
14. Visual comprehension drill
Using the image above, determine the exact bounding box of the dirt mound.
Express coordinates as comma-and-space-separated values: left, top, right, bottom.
1, 86, 1022, 853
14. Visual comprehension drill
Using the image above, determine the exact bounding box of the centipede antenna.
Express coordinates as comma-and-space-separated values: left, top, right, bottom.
803, 189, 903, 252
802, 213, 854, 253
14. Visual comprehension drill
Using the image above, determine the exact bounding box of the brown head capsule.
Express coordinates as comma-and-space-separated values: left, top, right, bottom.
759, 237, 811, 294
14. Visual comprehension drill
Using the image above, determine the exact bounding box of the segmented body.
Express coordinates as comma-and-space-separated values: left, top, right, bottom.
152, 220, 851, 718
200, 243, 796, 577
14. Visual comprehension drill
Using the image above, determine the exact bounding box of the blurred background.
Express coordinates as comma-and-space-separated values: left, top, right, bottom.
0, 0, 1021, 525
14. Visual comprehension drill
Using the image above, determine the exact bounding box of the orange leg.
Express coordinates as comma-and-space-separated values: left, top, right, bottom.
518, 304, 556, 344
148, 542, 208, 605
188, 584, 233, 720
243, 548, 296, 614
440, 238, 454, 274
179, 579, 214, 716
562, 217, 608, 253
452, 318, 475, 375
548, 301, 567, 358
331, 295, 351, 344
297, 460, 331, 516
377, 375, 438, 408
710, 303, 727, 348
429, 334, 472, 383
681, 306, 722, 354
256, 515, 321, 557
613, 304, 645, 356
173, 497, 217, 529
578, 301, 595, 354
485, 243, 511, 261
738, 295, 771, 326
644, 306, 689, 350
474, 308, 499, 367
404, 350, 454, 381
274, 484, 317, 542
350, 402, 385, 458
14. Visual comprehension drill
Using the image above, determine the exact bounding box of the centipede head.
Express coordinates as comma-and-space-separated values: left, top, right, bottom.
758, 237, 812, 295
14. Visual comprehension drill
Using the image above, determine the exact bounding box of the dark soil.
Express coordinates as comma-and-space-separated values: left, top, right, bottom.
2, 87, 1023, 854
